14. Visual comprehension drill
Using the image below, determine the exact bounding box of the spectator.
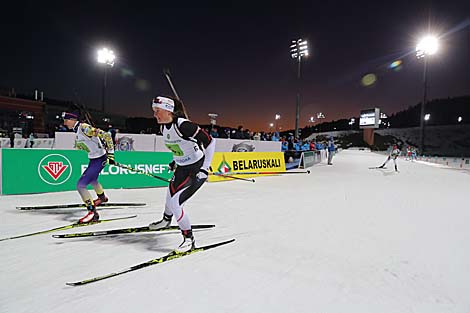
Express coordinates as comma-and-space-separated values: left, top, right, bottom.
28, 133, 35, 148
9, 132, 14, 148
108, 126, 117, 145
301, 141, 309, 151
310, 141, 316, 151
243, 129, 251, 139
232, 126, 244, 139
210, 127, 219, 138
271, 131, 280, 141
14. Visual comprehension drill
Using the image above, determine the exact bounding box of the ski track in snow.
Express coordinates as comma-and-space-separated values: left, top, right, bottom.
0, 150, 469, 313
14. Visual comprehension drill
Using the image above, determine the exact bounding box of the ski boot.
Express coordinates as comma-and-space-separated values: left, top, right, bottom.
93, 193, 109, 206
149, 213, 172, 230
79, 200, 100, 224
176, 229, 195, 253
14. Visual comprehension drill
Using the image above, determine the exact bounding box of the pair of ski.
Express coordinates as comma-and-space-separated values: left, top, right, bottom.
57, 223, 233, 286
58, 223, 234, 286
0, 215, 138, 242
16, 202, 147, 210
1, 202, 147, 241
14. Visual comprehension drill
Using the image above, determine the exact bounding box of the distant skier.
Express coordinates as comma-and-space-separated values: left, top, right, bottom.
411, 146, 417, 162
378, 144, 400, 171
327, 137, 335, 165
62, 111, 116, 223
148, 96, 215, 253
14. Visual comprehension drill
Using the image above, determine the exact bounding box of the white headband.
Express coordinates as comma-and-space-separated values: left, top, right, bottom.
152, 96, 175, 112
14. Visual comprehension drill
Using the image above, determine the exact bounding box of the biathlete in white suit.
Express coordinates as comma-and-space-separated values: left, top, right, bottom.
149, 96, 216, 252
378, 144, 400, 172
62, 111, 116, 223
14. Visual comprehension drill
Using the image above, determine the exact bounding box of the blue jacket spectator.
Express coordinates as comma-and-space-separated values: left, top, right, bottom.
294, 142, 301, 151
281, 141, 288, 152
327, 139, 335, 152
210, 127, 219, 138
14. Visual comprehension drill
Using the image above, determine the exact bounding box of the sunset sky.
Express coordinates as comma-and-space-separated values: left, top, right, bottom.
2, 1, 469, 131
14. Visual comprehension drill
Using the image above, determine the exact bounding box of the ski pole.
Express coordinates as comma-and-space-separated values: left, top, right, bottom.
221, 170, 311, 176
163, 68, 182, 101
114, 163, 171, 183
210, 172, 255, 183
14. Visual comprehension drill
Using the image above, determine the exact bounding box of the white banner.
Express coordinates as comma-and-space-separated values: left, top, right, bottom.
115, 133, 156, 151
53, 132, 75, 149
54, 132, 282, 153
0, 139, 10, 148
14, 139, 28, 148
213, 138, 281, 152
31, 139, 54, 149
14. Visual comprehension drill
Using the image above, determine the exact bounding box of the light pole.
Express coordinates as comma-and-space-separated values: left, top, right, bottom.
97, 47, 116, 113
290, 38, 308, 139
208, 113, 218, 133
349, 118, 355, 130
416, 35, 438, 155
275, 114, 281, 132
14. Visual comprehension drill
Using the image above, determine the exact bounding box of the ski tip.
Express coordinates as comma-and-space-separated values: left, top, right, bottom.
218, 238, 236, 245
307, 170, 311, 174
65, 282, 79, 287
192, 224, 216, 229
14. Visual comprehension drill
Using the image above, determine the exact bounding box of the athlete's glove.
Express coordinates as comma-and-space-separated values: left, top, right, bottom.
195, 168, 209, 182
168, 160, 177, 173
107, 153, 116, 165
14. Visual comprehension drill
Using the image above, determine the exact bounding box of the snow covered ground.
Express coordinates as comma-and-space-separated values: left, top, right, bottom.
1, 149, 470, 313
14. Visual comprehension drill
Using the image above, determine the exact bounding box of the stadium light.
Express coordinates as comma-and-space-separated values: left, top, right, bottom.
97, 48, 116, 66
275, 114, 281, 131
416, 35, 438, 155
290, 38, 309, 139
97, 47, 116, 113
416, 36, 438, 59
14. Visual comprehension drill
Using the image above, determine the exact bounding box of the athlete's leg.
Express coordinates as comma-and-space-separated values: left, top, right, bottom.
77, 155, 106, 204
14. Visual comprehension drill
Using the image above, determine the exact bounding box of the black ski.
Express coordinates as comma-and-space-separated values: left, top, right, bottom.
52, 224, 215, 239
0, 215, 137, 242
66, 238, 235, 286
16, 203, 147, 210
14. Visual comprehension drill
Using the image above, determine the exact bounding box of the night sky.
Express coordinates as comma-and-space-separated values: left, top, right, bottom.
2, 1, 469, 131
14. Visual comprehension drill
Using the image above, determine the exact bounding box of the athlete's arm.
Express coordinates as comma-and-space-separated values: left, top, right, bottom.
80, 123, 115, 153
179, 121, 215, 170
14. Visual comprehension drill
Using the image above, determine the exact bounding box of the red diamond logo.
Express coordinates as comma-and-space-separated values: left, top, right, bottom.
42, 162, 68, 180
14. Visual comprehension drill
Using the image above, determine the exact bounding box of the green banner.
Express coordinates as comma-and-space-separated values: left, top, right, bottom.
2, 149, 173, 195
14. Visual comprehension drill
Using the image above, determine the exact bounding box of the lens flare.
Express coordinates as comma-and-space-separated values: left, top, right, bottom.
389, 60, 402, 69
361, 73, 377, 87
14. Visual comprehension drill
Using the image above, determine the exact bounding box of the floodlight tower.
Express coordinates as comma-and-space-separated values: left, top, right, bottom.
416, 35, 438, 155
97, 47, 116, 113
275, 113, 281, 131
290, 38, 309, 139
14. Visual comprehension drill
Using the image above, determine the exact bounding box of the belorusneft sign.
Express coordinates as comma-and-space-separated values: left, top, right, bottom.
1, 149, 172, 195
